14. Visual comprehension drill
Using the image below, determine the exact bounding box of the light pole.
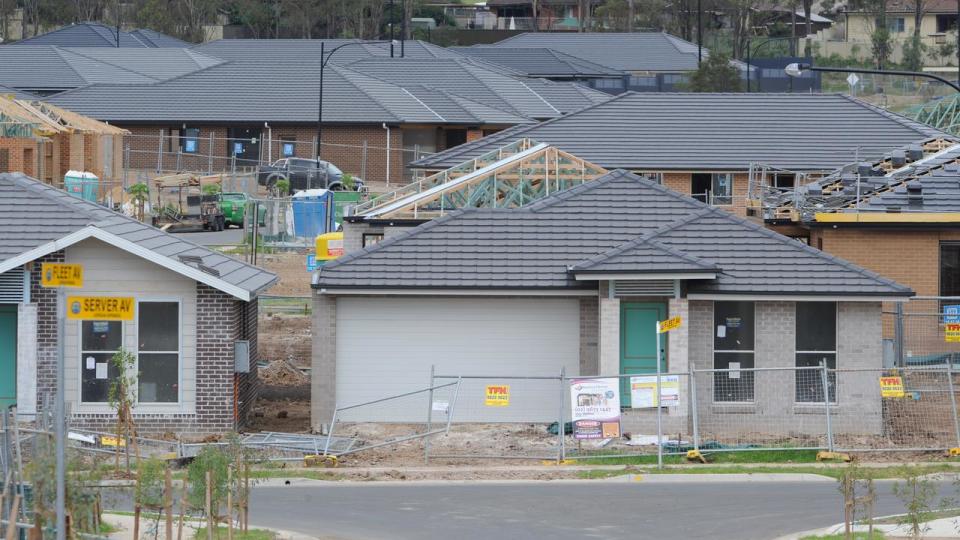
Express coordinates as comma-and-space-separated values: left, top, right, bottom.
317, 40, 397, 162
745, 36, 794, 93
785, 62, 960, 93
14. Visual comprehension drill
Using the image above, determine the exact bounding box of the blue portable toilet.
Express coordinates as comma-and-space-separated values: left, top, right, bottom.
292, 189, 335, 238
64, 170, 98, 202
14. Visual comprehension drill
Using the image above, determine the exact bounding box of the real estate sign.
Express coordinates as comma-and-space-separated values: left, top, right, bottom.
879, 376, 905, 398
570, 378, 621, 439
630, 375, 680, 408
947, 323, 960, 343
484, 384, 510, 407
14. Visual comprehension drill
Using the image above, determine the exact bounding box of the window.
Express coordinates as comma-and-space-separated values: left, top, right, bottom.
714, 302, 755, 402
138, 302, 179, 403
662, 74, 687, 85
877, 17, 905, 33
637, 172, 663, 184
795, 302, 837, 403
181, 128, 200, 154
362, 233, 384, 247
592, 78, 625, 90
761, 68, 788, 79
941, 243, 960, 297
628, 75, 657, 88
937, 14, 958, 33
80, 321, 122, 403
280, 138, 295, 158
773, 173, 795, 189
691, 173, 733, 204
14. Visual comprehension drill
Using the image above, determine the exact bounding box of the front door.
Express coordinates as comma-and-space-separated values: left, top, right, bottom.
620, 302, 666, 407
0, 305, 16, 409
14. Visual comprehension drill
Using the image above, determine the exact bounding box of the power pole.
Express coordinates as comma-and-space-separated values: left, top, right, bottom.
697, 0, 702, 65
389, 0, 395, 57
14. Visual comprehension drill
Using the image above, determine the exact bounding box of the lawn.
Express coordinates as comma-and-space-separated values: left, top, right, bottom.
192, 526, 275, 540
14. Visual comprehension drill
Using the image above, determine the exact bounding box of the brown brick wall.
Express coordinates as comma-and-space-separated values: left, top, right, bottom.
659, 172, 750, 216
0, 138, 37, 177
31, 252, 64, 413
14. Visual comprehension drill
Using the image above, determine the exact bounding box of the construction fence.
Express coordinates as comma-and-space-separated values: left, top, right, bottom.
327, 364, 960, 464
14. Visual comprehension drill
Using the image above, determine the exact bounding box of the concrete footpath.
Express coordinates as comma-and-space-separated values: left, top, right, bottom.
777, 515, 960, 539
102, 512, 324, 540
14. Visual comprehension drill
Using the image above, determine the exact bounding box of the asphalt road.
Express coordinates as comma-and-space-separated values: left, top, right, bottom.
244, 479, 942, 540
171, 227, 243, 246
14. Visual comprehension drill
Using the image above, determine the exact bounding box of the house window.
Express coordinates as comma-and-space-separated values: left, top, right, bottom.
362, 233, 384, 248
280, 138, 296, 158
691, 173, 733, 204
877, 17, 905, 33
937, 14, 958, 33
592, 78, 625, 91
137, 301, 180, 403
662, 74, 687, 85
714, 301, 755, 402
181, 128, 200, 154
795, 302, 837, 403
80, 321, 122, 403
941, 243, 960, 297
628, 75, 657, 88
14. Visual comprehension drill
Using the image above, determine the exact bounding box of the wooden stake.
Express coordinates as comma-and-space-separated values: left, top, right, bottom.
205, 471, 212, 540
243, 463, 249, 533
164, 468, 173, 540
176, 478, 187, 540
5, 495, 20, 540
226, 468, 233, 540
133, 505, 141, 540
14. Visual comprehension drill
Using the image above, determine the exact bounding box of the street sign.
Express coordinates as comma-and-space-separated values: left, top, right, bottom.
657, 316, 682, 333
945, 305, 960, 324
846, 73, 860, 87
66, 296, 135, 321
306, 254, 318, 272
41, 263, 83, 288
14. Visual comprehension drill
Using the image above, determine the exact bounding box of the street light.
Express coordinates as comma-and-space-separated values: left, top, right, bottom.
745, 36, 795, 93
784, 62, 960, 93
317, 40, 399, 162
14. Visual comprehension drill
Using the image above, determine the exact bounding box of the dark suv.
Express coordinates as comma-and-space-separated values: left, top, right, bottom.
256, 158, 363, 192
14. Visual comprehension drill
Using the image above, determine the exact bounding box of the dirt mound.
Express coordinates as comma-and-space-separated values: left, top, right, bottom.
259, 359, 309, 386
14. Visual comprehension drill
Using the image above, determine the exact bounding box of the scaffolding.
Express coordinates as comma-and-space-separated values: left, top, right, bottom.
353, 138, 609, 220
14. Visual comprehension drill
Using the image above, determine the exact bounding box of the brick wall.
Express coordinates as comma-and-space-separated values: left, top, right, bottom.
0, 138, 37, 176
31, 252, 63, 413
236, 297, 260, 424
660, 172, 751, 216
194, 283, 240, 432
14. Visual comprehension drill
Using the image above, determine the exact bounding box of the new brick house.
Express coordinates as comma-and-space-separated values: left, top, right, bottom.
0, 172, 276, 435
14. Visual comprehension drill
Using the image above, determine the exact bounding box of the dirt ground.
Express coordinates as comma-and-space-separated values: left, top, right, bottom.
247, 398, 312, 433
257, 251, 312, 296
258, 314, 311, 367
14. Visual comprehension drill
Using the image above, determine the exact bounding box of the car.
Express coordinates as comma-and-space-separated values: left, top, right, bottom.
256, 158, 364, 192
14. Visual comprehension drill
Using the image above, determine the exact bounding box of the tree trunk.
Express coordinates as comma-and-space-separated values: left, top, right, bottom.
627, 0, 634, 32
803, 0, 813, 56
791, 1, 798, 57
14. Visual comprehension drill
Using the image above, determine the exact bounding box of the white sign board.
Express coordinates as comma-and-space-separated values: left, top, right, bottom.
570, 378, 621, 439
629, 375, 680, 408
846, 73, 860, 87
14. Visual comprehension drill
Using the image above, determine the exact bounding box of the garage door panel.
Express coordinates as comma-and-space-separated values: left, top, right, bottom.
336, 297, 580, 422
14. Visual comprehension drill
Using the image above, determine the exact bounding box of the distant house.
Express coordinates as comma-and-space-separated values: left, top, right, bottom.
13, 22, 189, 47
834, 1, 959, 65
486, 0, 602, 31
0, 173, 276, 434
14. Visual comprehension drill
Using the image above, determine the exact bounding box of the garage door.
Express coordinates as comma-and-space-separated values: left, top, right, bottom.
336, 297, 581, 422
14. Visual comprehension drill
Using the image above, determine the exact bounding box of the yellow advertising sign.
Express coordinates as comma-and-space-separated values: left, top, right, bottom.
947, 323, 960, 343
880, 376, 905, 398
658, 316, 682, 334
40, 263, 83, 288
100, 435, 126, 447
485, 385, 510, 407
66, 296, 135, 321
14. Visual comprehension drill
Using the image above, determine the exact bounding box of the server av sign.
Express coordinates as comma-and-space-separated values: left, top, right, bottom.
66, 296, 135, 321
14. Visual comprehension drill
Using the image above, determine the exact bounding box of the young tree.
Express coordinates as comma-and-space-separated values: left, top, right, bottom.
903, 0, 928, 72
872, 0, 892, 69
685, 53, 743, 92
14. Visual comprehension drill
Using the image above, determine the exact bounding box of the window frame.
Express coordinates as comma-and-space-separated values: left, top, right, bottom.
181, 127, 200, 154
712, 301, 757, 403
78, 320, 124, 405
136, 299, 183, 405
711, 173, 734, 205
940, 242, 960, 297
794, 302, 839, 404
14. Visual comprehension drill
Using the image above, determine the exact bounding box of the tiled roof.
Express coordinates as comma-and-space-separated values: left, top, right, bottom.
0, 173, 276, 300
192, 39, 461, 63
450, 46, 624, 78
316, 170, 911, 297
412, 92, 954, 172
13, 23, 187, 47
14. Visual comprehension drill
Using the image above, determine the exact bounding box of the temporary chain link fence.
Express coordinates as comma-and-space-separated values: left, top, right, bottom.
321, 362, 960, 464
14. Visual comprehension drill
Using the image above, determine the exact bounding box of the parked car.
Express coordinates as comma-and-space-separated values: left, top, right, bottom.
256, 158, 364, 192
219, 192, 266, 228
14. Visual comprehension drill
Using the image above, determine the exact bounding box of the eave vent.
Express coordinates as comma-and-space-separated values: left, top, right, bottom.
612, 279, 674, 297
0, 267, 25, 303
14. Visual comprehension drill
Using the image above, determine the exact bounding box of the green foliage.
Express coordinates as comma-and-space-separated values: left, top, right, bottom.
25, 438, 104, 534
891, 467, 940, 538
274, 178, 290, 197
136, 459, 168, 508
202, 183, 222, 195
108, 348, 137, 412
902, 35, 926, 73
128, 182, 150, 203
871, 25, 892, 70
340, 173, 355, 190
683, 53, 743, 93
187, 445, 233, 511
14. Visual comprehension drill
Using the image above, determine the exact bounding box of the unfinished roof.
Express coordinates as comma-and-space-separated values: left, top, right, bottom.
488, 32, 706, 72
0, 173, 276, 300
192, 39, 461, 63
450, 46, 624, 78
316, 170, 910, 298
13, 23, 188, 47
0, 97, 128, 137
412, 92, 954, 172
45, 61, 533, 125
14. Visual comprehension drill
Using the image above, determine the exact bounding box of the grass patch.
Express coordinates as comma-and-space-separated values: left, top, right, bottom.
800, 533, 885, 540
871, 507, 960, 525
576, 449, 820, 466
246, 468, 343, 481
193, 526, 275, 540
574, 463, 960, 481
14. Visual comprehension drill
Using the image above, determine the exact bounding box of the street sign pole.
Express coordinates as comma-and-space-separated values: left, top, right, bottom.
55, 285, 65, 540
655, 321, 663, 471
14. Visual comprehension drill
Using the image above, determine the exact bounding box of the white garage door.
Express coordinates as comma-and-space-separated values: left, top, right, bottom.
336, 297, 581, 422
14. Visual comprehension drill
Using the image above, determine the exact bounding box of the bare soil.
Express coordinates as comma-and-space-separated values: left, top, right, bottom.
258, 314, 310, 368
257, 251, 312, 296
247, 399, 312, 433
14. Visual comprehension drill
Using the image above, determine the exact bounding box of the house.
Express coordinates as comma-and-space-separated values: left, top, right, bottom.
12, 22, 189, 47
311, 170, 911, 435
0, 172, 276, 434
449, 46, 633, 88
410, 92, 954, 215
45, 48, 606, 185
486, 0, 601, 31
0, 97, 127, 191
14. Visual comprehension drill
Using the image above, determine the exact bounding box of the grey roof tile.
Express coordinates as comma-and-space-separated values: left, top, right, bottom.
13, 23, 185, 48
412, 92, 955, 172
0, 173, 276, 298
450, 46, 624, 77
317, 169, 911, 297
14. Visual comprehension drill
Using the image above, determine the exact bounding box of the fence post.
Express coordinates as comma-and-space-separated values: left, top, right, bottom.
558, 366, 565, 463
948, 363, 960, 448
895, 302, 905, 367
208, 133, 214, 174
361, 140, 368, 181
820, 361, 834, 452
424, 365, 434, 464
689, 365, 700, 453
312, 136, 318, 159
156, 129, 164, 173
656, 323, 663, 470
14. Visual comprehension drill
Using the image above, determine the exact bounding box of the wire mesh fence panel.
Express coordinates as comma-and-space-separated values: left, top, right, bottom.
894, 297, 960, 366
427, 375, 565, 460
693, 367, 831, 452
325, 381, 461, 458
833, 367, 960, 452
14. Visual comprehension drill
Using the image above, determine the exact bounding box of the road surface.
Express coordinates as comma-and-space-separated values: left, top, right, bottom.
171, 227, 243, 246
245, 479, 938, 540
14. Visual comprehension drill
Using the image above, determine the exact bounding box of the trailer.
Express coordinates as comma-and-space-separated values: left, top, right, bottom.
151, 173, 226, 231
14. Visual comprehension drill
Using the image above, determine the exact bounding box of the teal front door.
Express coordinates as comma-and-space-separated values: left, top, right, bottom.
0, 305, 16, 409
620, 302, 666, 407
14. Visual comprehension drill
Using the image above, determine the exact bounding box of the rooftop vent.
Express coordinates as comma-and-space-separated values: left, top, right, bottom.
906, 145, 924, 162
197, 264, 220, 277
889, 150, 906, 168
178, 254, 203, 264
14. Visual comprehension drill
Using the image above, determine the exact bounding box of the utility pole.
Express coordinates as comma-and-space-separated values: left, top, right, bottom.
628, 0, 634, 31
389, 0, 395, 58
697, 0, 702, 65
401, 0, 405, 57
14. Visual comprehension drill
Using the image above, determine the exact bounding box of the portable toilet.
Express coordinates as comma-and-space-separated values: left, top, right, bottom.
292, 189, 335, 238
64, 171, 99, 202
316, 232, 345, 262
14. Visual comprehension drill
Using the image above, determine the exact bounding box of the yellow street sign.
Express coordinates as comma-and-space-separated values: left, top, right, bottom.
40, 263, 83, 288
66, 296, 135, 321
658, 316, 682, 333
